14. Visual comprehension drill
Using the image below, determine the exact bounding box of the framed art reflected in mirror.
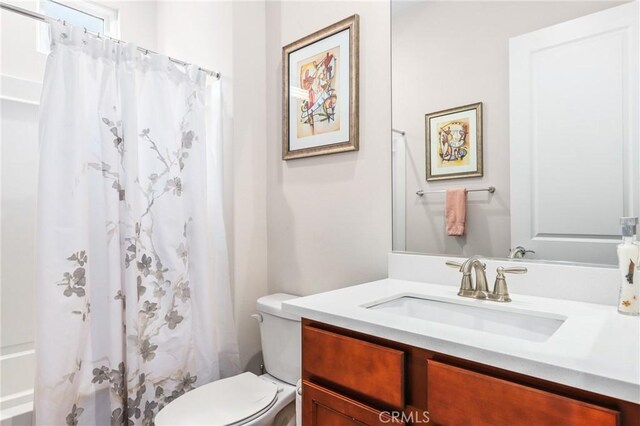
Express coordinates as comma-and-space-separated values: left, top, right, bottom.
425, 102, 483, 181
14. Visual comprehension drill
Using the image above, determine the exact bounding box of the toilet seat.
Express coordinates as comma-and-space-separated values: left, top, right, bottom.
154, 372, 279, 426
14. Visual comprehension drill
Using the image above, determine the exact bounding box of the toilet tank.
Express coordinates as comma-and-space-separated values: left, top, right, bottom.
255, 294, 301, 386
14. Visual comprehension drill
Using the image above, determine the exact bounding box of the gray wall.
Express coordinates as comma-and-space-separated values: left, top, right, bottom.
266, 1, 392, 297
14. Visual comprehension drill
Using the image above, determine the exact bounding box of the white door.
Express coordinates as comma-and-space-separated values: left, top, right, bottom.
510, 1, 639, 265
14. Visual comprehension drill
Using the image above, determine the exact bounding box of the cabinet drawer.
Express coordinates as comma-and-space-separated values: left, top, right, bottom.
303, 380, 404, 425
303, 325, 405, 409
427, 360, 619, 426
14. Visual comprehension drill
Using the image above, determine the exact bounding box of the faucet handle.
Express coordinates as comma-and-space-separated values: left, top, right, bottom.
488, 266, 527, 303
445, 261, 462, 269
445, 260, 488, 270
501, 266, 528, 274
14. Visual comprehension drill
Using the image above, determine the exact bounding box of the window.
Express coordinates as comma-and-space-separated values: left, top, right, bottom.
38, 0, 119, 53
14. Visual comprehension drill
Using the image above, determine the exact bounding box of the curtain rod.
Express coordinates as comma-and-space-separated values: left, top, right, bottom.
0, 1, 221, 80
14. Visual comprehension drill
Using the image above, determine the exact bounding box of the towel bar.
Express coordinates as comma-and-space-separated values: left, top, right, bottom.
416, 186, 495, 197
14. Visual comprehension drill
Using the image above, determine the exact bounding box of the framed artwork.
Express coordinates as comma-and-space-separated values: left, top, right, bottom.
425, 102, 483, 181
282, 15, 359, 160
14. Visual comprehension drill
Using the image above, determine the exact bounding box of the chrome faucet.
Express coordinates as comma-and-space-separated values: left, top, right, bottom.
446, 256, 528, 302
446, 255, 489, 299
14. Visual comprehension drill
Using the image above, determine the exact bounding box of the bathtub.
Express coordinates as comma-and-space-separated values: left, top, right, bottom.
0, 347, 34, 426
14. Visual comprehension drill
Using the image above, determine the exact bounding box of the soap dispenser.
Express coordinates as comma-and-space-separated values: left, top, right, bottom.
617, 217, 639, 315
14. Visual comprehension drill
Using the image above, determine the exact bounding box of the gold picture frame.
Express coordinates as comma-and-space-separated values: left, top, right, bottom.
282, 15, 359, 160
425, 102, 483, 181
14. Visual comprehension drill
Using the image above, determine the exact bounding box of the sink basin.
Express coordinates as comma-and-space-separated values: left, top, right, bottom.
366, 296, 566, 342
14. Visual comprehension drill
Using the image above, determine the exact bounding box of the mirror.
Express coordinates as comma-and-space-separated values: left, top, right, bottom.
391, 0, 639, 265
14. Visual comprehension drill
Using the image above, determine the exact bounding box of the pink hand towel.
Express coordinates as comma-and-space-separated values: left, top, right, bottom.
445, 188, 467, 236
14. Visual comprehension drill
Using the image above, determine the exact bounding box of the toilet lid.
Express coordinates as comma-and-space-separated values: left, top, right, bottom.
154, 372, 279, 426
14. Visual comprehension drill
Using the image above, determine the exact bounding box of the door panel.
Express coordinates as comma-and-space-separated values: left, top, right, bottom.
510, 1, 639, 264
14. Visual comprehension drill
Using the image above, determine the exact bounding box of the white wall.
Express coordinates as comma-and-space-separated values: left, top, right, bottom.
265, 1, 392, 297
392, 1, 620, 258
1, 82, 40, 356
0, 0, 47, 82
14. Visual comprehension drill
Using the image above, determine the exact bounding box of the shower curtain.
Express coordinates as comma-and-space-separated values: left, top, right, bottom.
35, 21, 240, 425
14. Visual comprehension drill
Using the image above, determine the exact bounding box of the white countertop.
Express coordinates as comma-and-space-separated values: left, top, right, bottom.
283, 278, 640, 404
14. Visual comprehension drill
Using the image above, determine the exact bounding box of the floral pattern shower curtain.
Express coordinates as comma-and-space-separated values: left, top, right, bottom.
35, 21, 240, 425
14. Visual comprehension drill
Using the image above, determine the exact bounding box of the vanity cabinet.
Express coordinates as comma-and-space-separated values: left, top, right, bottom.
427, 360, 618, 425
303, 325, 405, 409
303, 381, 405, 425
301, 319, 640, 426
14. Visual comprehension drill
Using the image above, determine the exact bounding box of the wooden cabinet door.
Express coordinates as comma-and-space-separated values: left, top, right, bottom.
427, 360, 619, 426
303, 380, 405, 426
303, 325, 405, 409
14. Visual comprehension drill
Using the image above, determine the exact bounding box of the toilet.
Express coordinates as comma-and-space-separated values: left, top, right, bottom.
155, 293, 301, 426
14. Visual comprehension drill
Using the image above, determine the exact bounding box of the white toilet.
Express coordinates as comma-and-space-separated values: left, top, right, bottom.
155, 293, 301, 426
